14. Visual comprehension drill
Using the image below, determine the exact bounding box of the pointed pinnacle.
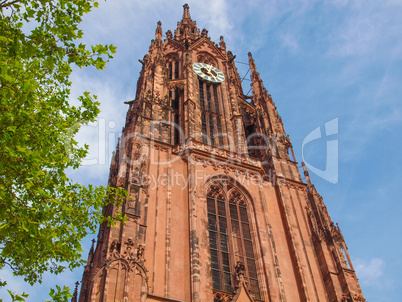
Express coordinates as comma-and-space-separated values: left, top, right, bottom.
248, 52, 257, 73
183, 3, 191, 19
72, 281, 79, 302
301, 162, 312, 185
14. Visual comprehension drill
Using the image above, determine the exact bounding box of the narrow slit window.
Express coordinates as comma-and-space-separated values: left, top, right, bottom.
199, 79, 205, 111
209, 115, 215, 146
168, 62, 173, 79
173, 88, 180, 110
174, 61, 179, 79
202, 113, 207, 144
217, 118, 224, 147
174, 114, 180, 145
213, 85, 220, 114
206, 83, 213, 112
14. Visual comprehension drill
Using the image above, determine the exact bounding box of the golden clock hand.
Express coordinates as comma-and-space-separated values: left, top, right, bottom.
207, 64, 213, 74
208, 65, 218, 80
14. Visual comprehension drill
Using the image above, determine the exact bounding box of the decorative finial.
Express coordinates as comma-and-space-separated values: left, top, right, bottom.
183, 3, 191, 19
219, 36, 226, 49
201, 28, 208, 37
227, 50, 236, 63
155, 21, 162, 41
87, 238, 96, 264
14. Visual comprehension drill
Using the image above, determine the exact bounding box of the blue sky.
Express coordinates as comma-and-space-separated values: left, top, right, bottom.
1, 0, 401, 301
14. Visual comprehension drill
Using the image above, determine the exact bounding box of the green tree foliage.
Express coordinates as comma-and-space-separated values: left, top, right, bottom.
0, 0, 125, 297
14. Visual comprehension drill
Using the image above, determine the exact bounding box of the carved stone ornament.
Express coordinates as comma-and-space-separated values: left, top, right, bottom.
165, 29, 173, 39
235, 261, 246, 279
109, 240, 121, 258
232, 261, 255, 302
213, 291, 233, 302
137, 244, 145, 259
353, 294, 366, 302
341, 293, 350, 302
201, 28, 208, 37
153, 143, 170, 152
123, 237, 136, 259
331, 222, 344, 242
278, 179, 288, 187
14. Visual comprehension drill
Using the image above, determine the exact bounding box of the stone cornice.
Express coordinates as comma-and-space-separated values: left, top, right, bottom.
172, 140, 264, 173
276, 175, 308, 190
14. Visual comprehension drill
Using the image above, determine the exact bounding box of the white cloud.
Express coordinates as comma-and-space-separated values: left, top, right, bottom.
372, 109, 402, 126
328, 0, 402, 57
354, 258, 391, 288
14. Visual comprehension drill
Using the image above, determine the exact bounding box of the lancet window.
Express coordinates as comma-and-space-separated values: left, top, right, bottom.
206, 182, 261, 300
198, 78, 224, 147
166, 53, 180, 80
169, 87, 182, 145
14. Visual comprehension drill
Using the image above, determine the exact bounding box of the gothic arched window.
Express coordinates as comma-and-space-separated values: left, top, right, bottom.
166, 53, 180, 80
198, 78, 223, 147
206, 182, 261, 299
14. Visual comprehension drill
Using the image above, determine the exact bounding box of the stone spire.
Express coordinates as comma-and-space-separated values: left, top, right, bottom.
174, 3, 199, 42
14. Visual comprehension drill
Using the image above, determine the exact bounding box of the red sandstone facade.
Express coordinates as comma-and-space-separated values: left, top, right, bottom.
76, 4, 365, 302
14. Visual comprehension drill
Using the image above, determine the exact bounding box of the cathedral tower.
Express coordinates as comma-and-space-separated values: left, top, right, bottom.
77, 4, 365, 302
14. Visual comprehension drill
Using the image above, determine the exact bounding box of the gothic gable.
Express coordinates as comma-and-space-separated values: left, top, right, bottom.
232, 282, 255, 302
190, 36, 226, 61
163, 38, 185, 52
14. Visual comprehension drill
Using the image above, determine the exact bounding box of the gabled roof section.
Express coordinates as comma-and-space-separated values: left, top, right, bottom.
164, 38, 185, 52
189, 36, 226, 61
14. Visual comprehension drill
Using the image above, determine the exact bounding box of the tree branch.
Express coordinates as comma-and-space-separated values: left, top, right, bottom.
0, 0, 21, 9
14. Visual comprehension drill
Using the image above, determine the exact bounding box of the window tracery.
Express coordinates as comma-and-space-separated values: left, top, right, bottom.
206, 181, 261, 300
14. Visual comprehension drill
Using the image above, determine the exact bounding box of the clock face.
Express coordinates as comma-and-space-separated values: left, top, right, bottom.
193, 62, 225, 83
